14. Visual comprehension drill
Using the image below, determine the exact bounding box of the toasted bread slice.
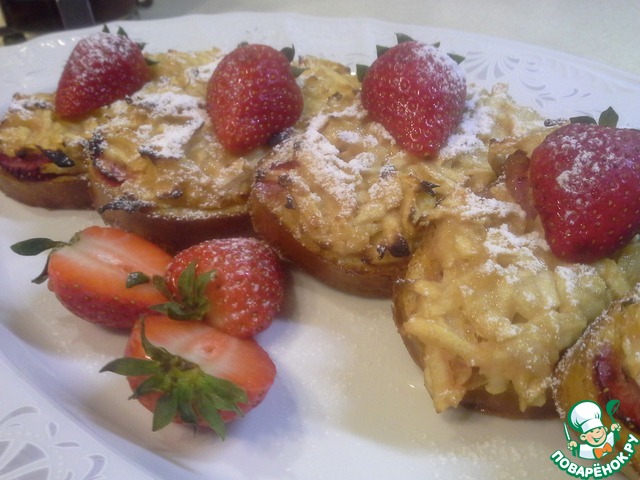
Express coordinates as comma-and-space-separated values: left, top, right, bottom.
90, 54, 371, 253
88, 48, 265, 252
250, 79, 547, 297
0, 93, 98, 209
393, 168, 640, 418
553, 288, 640, 478
0, 49, 194, 211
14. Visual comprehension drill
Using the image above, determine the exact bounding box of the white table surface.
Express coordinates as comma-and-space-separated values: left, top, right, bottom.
134, 0, 640, 76
1, 0, 639, 76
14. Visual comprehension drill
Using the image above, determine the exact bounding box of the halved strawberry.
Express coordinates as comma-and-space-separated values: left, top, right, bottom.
55, 28, 152, 118
101, 315, 276, 437
530, 122, 640, 263
11, 226, 172, 329
206, 43, 303, 154
154, 237, 285, 338
360, 39, 467, 157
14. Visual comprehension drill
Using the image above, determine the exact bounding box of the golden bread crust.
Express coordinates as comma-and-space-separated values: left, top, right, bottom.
0, 169, 92, 209
0, 93, 100, 209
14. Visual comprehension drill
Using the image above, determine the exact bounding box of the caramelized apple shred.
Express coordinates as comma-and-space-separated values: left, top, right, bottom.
256, 78, 547, 268
397, 174, 640, 413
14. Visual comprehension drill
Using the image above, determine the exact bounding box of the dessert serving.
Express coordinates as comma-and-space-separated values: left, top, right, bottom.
250, 41, 546, 297
2, 14, 640, 478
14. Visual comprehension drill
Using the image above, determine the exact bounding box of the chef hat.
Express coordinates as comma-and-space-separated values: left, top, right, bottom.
568, 400, 604, 434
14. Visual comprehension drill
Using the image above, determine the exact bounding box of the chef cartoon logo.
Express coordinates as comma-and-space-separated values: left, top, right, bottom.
566, 400, 620, 460
550, 399, 639, 479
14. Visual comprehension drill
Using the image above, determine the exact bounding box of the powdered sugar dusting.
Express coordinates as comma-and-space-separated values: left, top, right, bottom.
129, 89, 206, 159
481, 224, 549, 283
448, 190, 525, 221
439, 90, 494, 158
8, 94, 53, 117
279, 102, 372, 214
415, 43, 467, 94
554, 264, 600, 306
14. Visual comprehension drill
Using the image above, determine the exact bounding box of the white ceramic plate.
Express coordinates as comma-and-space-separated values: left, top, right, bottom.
1, 13, 638, 480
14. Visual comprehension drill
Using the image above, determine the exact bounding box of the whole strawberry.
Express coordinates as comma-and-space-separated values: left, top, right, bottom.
156, 237, 286, 338
55, 30, 151, 118
530, 122, 640, 263
206, 44, 303, 154
361, 40, 467, 157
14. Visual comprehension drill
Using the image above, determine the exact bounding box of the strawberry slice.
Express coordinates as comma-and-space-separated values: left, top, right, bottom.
11, 226, 172, 329
206, 43, 303, 154
530, 122, 640, 263
360, 39, 467, 157
154, 237, 285, 338
101, 315, 276, 437
55, 29, 151, 118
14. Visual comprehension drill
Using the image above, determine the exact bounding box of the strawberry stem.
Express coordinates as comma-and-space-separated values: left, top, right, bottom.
150, 261, 216, 321
10, 236, 74, 284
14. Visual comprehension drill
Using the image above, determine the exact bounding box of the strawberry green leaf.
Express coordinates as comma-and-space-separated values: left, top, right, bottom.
153, 393, 179, 431
10, 237, 67, 256
195, 393, 227, 439
280, 45, 295, 63
396, 33, 415, 44
102, 319, 248, 437
598, 106, 619, 128
100, 357, 161, 376
131, 374, 167, 398
356, 64, 369, 83
150, 261, 215, 321
376, 44, 390, 58
126, 271, 151, 288
569, 115, 597, 125
447, 53, 465, 65
10, 236, 71, 284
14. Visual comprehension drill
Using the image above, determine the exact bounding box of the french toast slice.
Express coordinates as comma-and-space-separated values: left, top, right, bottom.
90, 54, 371, 253
393, 159, 640, 418
553, 287, 640, 479
0, 92, 99, 209
88, 48, 264, 252
250, 78, 548, 297
0, 49, 190, 210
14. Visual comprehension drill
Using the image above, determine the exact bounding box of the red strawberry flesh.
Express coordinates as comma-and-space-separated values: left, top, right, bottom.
55, 32, 151, 118
165, 237, 285, 338
125, 315, 276, 423
206, 44, 303, 154
47, 226, 171, 328
0, 152, 56, 181
361, 41, 467, 157
530, 123, 640, 263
